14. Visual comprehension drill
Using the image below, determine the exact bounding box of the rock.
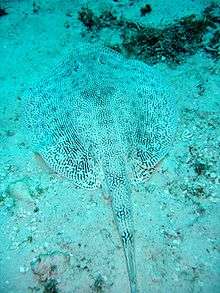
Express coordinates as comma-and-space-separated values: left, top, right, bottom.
31, 251, 70, 283
4, 197, 15, 209
19, 266, 28, 273
8, 181, 32, 201
7, 180, 35, 210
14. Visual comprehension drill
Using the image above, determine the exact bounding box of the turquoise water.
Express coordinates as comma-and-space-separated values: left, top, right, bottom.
0, 1, 219, 293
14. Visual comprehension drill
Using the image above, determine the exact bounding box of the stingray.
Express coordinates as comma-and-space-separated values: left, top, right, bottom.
23, 43, 178, 293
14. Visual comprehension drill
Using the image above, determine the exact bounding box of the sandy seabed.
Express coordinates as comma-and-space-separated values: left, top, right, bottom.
0, 1, 219, 292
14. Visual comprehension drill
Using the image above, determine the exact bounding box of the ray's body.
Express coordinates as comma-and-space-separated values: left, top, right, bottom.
24, 44, 178, 292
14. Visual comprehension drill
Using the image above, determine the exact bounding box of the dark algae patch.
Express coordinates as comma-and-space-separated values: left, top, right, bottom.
204, 29, 220, 58
0, 7, 8, 17
43, 279, 59, 293
194, 161, 207, 176
32, 1, 41, 14
78, 6, 118, 31
122, 14, 208, 64
140, 4, 152, 16
91, 274, 106, 293
78, 6, 98, 30
78, 3, 220, 65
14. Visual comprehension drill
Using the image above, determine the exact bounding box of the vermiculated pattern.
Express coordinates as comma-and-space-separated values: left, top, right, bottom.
23, 43, 178, 293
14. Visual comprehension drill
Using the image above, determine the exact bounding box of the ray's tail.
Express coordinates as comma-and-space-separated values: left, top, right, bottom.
105, 168, 137, 293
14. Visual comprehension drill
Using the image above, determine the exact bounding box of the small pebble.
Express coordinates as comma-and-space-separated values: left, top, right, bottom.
5, 198, 15, 209
64, 21, 70, 28
173, 239, 180, 245
19, 266, 26, 273
8, 181, 32, 201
